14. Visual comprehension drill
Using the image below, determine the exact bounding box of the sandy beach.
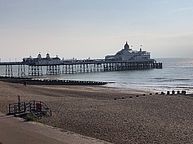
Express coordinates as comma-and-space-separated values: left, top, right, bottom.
1, 81, 193, 144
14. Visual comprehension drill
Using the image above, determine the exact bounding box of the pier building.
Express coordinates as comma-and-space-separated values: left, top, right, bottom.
23, 53, 61, 65
105, 42, 150, 61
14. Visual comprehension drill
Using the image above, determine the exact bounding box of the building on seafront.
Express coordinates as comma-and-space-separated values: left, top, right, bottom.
105, 42, 150, 61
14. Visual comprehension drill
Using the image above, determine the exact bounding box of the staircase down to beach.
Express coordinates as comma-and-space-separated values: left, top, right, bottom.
8, 100, 52, 118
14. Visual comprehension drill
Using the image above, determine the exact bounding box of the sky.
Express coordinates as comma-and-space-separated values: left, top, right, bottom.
0, 0, 193, 61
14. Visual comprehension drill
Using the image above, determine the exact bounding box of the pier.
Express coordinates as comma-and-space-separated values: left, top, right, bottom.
0, 59, 162, 77
0, 42, 162, 77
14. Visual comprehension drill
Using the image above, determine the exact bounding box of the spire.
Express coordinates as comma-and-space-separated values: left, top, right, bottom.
124, 41, 130, 50
37, 53, 41, 59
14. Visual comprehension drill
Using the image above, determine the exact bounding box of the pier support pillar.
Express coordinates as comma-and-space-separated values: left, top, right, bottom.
5, 65, 13, 77
18, 65, 26, 77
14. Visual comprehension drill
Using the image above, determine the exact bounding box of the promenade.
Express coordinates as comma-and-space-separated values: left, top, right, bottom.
0, 112, 110, 144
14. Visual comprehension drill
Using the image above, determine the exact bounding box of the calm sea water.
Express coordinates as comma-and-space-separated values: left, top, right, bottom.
0, 58, 193, 93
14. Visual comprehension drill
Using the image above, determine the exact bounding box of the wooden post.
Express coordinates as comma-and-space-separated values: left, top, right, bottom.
8, 104, 11, 114
18, 95, 21, 113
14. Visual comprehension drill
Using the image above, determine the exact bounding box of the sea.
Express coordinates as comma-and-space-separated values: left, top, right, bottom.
0, 58, 193, 94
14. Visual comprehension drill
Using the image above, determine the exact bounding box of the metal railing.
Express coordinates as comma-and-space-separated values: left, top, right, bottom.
8, 100, 52, 117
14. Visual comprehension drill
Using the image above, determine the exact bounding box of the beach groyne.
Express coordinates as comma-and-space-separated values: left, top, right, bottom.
0, 76, 108, 85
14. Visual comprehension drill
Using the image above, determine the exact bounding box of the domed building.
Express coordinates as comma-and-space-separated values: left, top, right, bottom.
46, 53, 51, 59
105, 42, 150, 61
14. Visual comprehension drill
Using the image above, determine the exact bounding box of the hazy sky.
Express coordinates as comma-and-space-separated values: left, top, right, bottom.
0, 0, 193, 61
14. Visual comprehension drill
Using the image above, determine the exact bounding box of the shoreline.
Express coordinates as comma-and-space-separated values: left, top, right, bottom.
1, 81, 193, 143
105, 81, 193, 94
1, 74, 192, 94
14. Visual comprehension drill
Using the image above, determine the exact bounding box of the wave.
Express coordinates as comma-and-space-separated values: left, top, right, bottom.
176, 86, 193, 89
152, 77, 167, 80
153, 78, 191, 82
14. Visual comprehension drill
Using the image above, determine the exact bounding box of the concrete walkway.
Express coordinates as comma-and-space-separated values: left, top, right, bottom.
0, 113, 111, 144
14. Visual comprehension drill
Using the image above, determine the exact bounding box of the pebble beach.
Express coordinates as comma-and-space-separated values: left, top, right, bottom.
0, 81, 193, 144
